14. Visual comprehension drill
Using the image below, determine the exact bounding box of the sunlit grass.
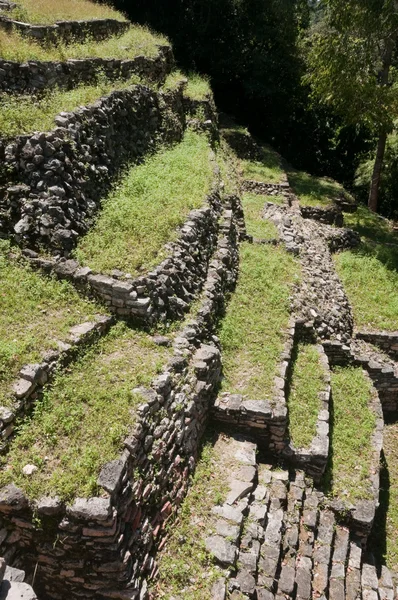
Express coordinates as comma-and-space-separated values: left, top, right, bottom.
241, 144, 284, 184
241, 193, 279, 239
8, 0, 127, 24
288, 169, 349, 208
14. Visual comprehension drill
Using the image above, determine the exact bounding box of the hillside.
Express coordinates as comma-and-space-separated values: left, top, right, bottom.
0, 2, 397, 600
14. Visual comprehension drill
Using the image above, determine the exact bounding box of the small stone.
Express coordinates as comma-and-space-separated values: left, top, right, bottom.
22, 465, 38, 476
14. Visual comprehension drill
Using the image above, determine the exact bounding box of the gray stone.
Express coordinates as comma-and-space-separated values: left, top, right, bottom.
0, 485, 29, 513
215, 521, 240, 543
35, 496, 64, 516
0, 581, 37, 600
98, 458, 126, 494
67, 497, 111, 521
236, 569, 256, 596
3, 567, 24, 583
226, 480, 253, 505
205, 536, 236, 567
211, 578, 226, 600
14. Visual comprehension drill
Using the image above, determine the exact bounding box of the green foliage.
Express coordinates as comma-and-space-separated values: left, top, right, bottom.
241, 194, 280, 239
288, 168, 349, 207
0, 241, 102, 405
219, 242, 300, 401
75, 130, 213, 275
324, 366, 376, 503
0, 322, 170, 501
0, 75, 141, 138
0, 26, 166, 62
185, 73, 212, 101
287, 343, 325, 449
334, 206, 398, 331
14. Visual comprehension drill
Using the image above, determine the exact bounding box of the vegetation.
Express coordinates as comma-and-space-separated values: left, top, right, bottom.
185, 73, 211, 101
324, 366, 376, 503
0, 26, 167, 62
0, 322, 170, 501
334, 206, 398, 331
287, 342, 325, 449
241, 194, 280, 239
75, 130, 213, 275
288, 168, 348, 208
0, 76, 141, 138
8, 0, 127, 24
0, 241, 103, 406
240, 145, 284, 184
219, 242, 300, 401
152, 437, 228, 599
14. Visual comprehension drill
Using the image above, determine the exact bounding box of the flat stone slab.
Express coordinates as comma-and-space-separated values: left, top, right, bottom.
0, 581, 38, 600
205, 535, 237, 567
225, 480, 253, 505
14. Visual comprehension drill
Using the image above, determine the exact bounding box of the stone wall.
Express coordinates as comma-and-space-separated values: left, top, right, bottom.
0, 45, 174, 93
357, 331, 398, 361
0, 83, 186, 253
0, 203, 240, 600
0, 15, 129, 44
299, 204, 343, 227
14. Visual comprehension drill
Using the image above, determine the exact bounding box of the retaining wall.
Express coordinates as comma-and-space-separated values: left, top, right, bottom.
0, 45, 174, 93
300, 204, 343, 227
357, 331, 398, 361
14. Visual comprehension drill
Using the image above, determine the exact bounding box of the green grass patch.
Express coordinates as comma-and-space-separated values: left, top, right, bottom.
152, 437, 227, 599
287, 343, 325, 449
185, 73, 211, 101
219, 242, 300, 401
288, 169, 348, 208
0, 76, 141, 138
344, 205, 397, 245
242, 193, 279, 239
324, 366, 376, 503
0, 241, 103, 406
0, 322, 170, 501
0, 26, 167, 62
8, 0, 127, 24
75, 130, 213, 275
376, 424, 398, 572
241, 145, 284, 184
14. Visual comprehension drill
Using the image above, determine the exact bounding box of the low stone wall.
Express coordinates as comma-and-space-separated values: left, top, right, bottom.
25, 183, 222, 326
0, 204, 239, 600
0, 45, 174, 93
0, 83, 186, 253
241, 180, 290, 197
0, 15, 129, 44
357, 331, 398, 361
0, 315, 112, 451
300, 204, 343, 227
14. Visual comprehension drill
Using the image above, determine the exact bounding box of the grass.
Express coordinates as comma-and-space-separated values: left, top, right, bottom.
241, 145, 284, 184
7, 0, 127, 24
219, 242, 300, 401
288, 169, 349, 208
0, 241, 103, 406
0, 321, 170, 501
0, 75, 141, 138
0, 26, 167, 62
151, 437, 227, 599
287, 343, 325, 449
185, 73, 212, 101
242, 193, 280, 239
334, 206, 398, 331
216, 138, 240, 196
324, 366, 376, 503
75, 130, 213, 275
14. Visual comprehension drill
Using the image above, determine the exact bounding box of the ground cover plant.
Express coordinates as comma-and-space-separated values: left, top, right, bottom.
241, 193, 280, 239
0, 241, 103, 406
0, 75, 141, 138
0, 321, 171, 500
219, 242, 300, 401
324, 366, 376, 503
0, 26, 167, 62
163, 71, 211, 100
240, 144, 285, 184
75, 130, 213, 275
288, 169, 348, 208
287, 342, 325, 449
7, 0, 126, 24
334, 206, 398, 331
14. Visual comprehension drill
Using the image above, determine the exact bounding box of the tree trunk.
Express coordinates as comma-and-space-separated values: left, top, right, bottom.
368, 130, 387, 212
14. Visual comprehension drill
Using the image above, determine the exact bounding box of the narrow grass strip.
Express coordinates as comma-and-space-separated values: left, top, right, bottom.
241, 144, 284, 184
163, 71, 211, 100
242, 193, 279, 239
219, 242, 300, 400
287, 342, 325, 449
0, 27, 167, 62
75, 130, 213, 275
288, 169, 347, 207
8, 0, 126, 25
0, 322, 171, 501
0, 242, 102, 405
377, 423, 398, 572
0, 76, 140, 138
324, 366, 376, 503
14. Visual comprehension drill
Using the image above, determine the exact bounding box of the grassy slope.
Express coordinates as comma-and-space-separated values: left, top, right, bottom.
0, 322, 170, 500
242, 193, 280, 239
288, 169, 347, 208
324, 367, 376, 503
0, 76, 142, 138
287, 343, 325, 449
75, 130, 213, 275
219, 242, 299, 401
334, 206, 398, 331
0, 27, 167, 62
0, 243, 103, 405
241, 145, 284, 184
7, 0, 126, 24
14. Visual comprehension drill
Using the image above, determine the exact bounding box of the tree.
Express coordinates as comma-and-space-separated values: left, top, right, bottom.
304, 0, 398, 212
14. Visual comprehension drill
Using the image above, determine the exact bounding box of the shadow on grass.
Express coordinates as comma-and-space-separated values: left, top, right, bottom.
368, 449, 390, 570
